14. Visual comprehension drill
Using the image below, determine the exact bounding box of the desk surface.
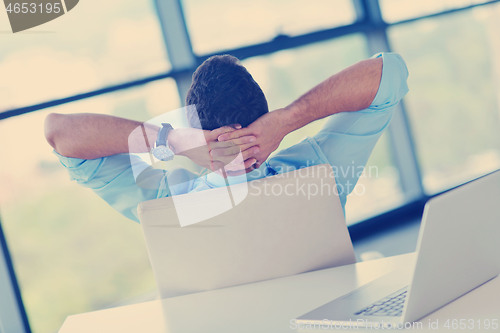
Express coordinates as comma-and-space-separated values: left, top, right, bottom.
59, 253, 500, 333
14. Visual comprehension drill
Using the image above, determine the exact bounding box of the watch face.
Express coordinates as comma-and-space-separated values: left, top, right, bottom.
152, 145, 174, 161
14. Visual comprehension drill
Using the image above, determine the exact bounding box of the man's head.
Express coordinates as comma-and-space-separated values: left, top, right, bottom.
186, 55, 269, 130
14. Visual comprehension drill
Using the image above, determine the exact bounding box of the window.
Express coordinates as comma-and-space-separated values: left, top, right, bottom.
0, 0, 169, 110
389, 3, 500, 193
0, 79, 180, 333
4, 1, 500, 331
380, 0, 492, 23
182, 0, 356, 54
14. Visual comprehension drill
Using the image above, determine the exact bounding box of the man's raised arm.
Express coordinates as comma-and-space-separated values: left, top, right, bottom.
217, 56, 384, 166
44, 113, 159, 159
44, 113, 258, 170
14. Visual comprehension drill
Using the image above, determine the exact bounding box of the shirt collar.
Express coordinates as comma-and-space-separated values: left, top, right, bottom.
204, 162, 271, 188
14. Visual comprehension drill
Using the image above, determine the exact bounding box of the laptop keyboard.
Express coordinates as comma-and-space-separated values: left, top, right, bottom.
355, 286, 408, 317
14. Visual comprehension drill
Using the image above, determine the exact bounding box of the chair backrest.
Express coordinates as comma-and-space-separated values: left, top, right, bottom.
138, 164, 356, 298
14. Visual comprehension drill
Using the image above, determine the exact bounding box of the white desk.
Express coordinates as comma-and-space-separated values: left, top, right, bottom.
59, 253, 500, 333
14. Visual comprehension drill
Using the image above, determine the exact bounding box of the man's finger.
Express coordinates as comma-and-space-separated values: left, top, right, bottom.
210, 145, 241, 157
226, 135, 257, 145
210, 125, 240, 140
208, 140, 239, 149
212, 153, 243, 166
208, 136, 257, 153
243, 158, 257, 169
218, 128, 253, 142
212, 146, 259, 163
240, 146, 260, 161
239, 143, 261, 153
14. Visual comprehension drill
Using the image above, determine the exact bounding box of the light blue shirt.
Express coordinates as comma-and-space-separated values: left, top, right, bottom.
56, 53, 409, 222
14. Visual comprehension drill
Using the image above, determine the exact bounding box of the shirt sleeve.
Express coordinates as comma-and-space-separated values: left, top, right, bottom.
55, 152, 166, 222
312, 52, 409, 200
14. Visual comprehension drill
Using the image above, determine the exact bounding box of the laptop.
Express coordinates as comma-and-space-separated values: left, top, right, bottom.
138, 164, 356, 298
297, 169, 500, 328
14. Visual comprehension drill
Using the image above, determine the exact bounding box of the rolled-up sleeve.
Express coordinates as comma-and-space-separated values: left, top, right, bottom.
368, 52, 409, 112
55, 152, 165, 222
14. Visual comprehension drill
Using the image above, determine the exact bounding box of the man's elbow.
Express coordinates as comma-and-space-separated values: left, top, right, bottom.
44, 113, 65, 153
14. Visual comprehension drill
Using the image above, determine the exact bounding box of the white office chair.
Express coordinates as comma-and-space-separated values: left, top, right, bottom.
138, 164, 356, 299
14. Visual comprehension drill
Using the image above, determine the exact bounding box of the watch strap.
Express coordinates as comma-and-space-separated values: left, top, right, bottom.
156, 123, 174, 148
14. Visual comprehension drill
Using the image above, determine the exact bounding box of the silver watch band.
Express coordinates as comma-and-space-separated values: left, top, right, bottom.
155, 123, 174, 148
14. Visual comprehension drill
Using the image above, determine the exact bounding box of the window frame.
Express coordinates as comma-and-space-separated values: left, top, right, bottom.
0, 218, 30, 333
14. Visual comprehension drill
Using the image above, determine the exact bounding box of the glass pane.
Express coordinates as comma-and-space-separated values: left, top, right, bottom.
0, 0, 169, 110
243, 36, 404, 224
183, 0, 356, 54
389, 4, 500, 193
380, 0, 492, 23
0, 79, 180, 333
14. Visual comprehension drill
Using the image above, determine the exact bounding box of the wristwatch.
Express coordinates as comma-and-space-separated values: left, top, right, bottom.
151, 123, 175, 161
